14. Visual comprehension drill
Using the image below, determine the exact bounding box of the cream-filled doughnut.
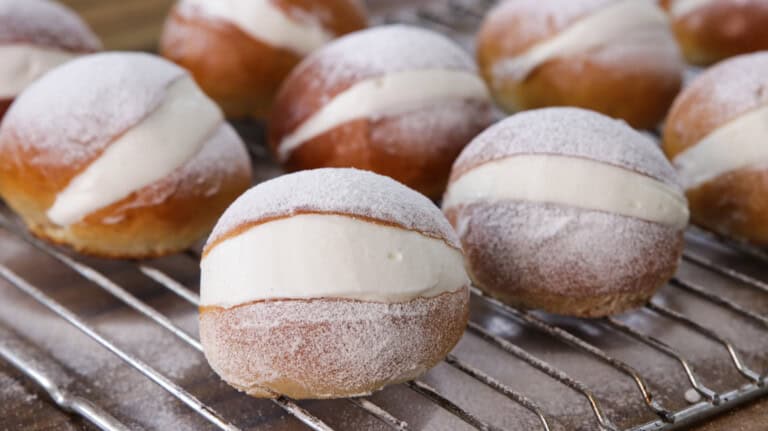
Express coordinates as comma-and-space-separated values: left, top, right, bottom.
269, 25, 495, 199
663, 52, 768, 244
160, 0, 367, 119
661, 0, 768, 65
476, 0, 684, 129
0, 0, 100, 119
0, 52, 252, 258
444, 108, 688, 318
200, 168, 469, 399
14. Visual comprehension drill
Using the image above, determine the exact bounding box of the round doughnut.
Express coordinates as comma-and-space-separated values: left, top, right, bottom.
0, 52, 252, 258
443, 108, 689, 318
160, 0, 367, 119
0, 0, 100, 120
199, 168, 469, 399
663, 52, 768, 244
476, 0, 684, 130
269, 25, 495, 199
661, 0, 768, 66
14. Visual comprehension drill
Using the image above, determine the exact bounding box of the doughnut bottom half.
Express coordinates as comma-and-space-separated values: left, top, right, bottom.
199, 288, 470, 399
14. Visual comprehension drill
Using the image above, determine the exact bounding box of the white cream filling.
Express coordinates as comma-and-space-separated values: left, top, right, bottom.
183, 0, 334, 55
47, 77, 224, 226
277, 69, 491, 162
443, 155, 689, 229
669, 0, 715, 18
200, 213, 469, 308
673, 104, 768, 190
492, 0, 675, 82
0, 44, 78, 99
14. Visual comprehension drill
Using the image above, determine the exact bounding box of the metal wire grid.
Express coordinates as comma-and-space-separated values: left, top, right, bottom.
0, 200, 767, 431
0, 1, 767, 429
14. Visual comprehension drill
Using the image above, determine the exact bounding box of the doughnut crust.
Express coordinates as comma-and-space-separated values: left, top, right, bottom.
662, 0, 768, 66
199, 290, 469, 399
269, 26, 495, 199
663, 53, 768, 244
477, 0, 683, 129
160, 0, 367, 119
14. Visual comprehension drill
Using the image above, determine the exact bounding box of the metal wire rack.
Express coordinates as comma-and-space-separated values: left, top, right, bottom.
0, 1, 767, 430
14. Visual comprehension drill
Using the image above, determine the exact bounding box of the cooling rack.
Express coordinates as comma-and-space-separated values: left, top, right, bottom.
1, 1, 767, 430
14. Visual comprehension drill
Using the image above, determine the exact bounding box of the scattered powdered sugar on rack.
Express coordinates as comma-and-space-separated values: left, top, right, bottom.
1, 52, 185, 168
668, 52, 768, 141
451, 107, 681, 190
0, 0, 101, 51
207, 168, 461, 249
290, 25, 476, 95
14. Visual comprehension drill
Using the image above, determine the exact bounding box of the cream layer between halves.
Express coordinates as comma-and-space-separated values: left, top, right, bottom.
491, 0, 678, 82
46, 77, 224, 226
276, 68, 491, 161
200, 213, 469, 308
182, 0, 335, 55
673, 104, 768, 190
443, 154, 689, 229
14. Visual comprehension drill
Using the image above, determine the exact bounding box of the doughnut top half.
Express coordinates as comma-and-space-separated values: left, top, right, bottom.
2, 52, 187, 170
206, 168, 462, 252
664, 52, 768, 158
0, 0, 101, 52
451, 107, 681, 190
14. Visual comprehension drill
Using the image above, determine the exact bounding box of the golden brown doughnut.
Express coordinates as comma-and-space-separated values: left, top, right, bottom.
476, 0, 684, 130
199, 168, 469, 398
160, 0, 367, 119
663, 52, 768, 244
661, 0, 768, 66
443, 108, 688, 318
0, 52, 252, 258
269, 25, 495, 200
0, 0, 100, 121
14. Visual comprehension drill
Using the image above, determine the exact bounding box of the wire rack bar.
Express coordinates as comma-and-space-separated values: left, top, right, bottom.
602, 317, 720, 404
0, 323, 131, 431
646, 302, 764, 384
682, 250, 768, 295
466, 321, 618, 431
347, 398, 408, 431
470, 288, 672, 422
670, 278, 768, 326
138, 265, 200, 306
406, 380, 501, 431
0, 265, 241, 431
685, 229, 768, 266
444, 354, 552, 431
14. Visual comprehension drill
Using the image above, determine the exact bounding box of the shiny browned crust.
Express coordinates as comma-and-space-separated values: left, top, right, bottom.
199, 289, 469, 399
270, 101, 494, 200
477, 3, 682, 130
686, 168, 768, 245
478, 52, 682, 130
444, 205, 684, 318
0, 131, 252, 259
668, 1, 768, 66
159, 1, 367, 119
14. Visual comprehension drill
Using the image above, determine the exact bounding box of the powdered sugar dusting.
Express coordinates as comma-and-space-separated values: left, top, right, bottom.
1, 52, 186, 169
289, 25, 476, 96
452, 201, 683, 297
452, 107, 681, 190
0, 0, 100, 52
200, 290, 468, 398
207, 168, 460, 249
667, 52, 768, 145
